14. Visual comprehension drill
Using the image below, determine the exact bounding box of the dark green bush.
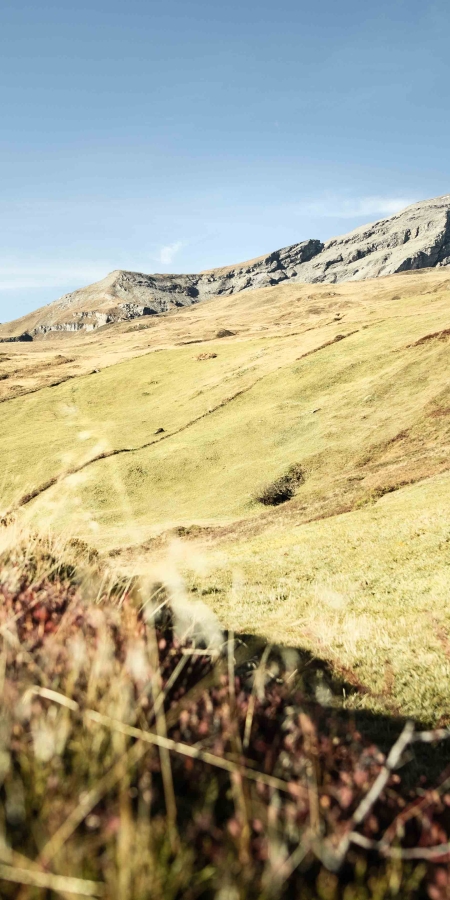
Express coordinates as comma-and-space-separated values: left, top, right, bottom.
256, 463, 305, 505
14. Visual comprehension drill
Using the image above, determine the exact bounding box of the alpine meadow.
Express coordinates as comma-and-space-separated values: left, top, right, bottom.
2, 3, 450, 888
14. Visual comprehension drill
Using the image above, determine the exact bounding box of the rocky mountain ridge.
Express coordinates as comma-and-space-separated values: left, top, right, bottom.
296, 193, 450, 284
1, 194, 449, 338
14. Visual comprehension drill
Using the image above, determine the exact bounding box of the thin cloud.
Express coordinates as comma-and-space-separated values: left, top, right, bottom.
298, 195, 417, 219
157, 241, 183, 266
0, 263, 111, 292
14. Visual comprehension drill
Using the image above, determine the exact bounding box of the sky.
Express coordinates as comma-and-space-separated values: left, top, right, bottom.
0, 0, 449, 323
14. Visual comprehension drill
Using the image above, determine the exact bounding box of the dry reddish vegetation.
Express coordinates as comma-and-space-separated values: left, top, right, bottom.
1, 541, 450, 899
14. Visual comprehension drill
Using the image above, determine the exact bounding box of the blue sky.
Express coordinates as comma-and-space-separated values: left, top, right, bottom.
0, 0, 449, 322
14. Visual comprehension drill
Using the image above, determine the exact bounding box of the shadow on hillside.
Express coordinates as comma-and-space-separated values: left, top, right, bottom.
231, 630, 450, 785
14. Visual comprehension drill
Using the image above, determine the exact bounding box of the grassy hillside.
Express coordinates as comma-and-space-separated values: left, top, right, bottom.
2, 269, 450, 541
1, 268, 450, 720
184, 472, 450, 723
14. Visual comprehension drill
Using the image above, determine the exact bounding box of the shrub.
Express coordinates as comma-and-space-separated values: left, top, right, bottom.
256, 463, 305, 505
216, 328, 236, 338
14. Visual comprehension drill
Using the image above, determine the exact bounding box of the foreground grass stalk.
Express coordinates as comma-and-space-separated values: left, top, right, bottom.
0, 864, 104, 897
243, 643, 271, 750
3, 540, 450, 899
84, 706, 298, 793
146, 620, 179, 851
39, 740, 149, 868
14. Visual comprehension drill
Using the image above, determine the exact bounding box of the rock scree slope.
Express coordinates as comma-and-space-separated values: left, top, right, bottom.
1, 194, 449, 338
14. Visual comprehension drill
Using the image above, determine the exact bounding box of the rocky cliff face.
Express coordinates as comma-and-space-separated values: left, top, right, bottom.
0, 332, 33, 343
1, 195, 449, 338
18, 239, 323, 337
292, 194, 450, 285
58, 237, 322, 315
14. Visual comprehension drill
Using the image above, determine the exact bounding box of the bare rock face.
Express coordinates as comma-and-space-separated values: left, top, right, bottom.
65, 237, 323, 315
0, 332, 33, 343
197, 239, 324, 297
293, 195, 450, 284
1, 195, 449, 338
19, 239, 323, 336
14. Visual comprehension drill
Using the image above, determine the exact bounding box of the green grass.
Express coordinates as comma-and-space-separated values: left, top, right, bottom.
12, 311, 450, 549
1, 332, 320, 514
2, 270, 450, 723
183, 471, 450, 723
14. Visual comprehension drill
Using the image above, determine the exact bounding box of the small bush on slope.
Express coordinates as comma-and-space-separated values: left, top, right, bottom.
255, 464, 305, 506
1, 539, 450, 898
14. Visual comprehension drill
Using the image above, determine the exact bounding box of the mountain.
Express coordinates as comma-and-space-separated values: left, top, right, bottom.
295, 193, 450, 283
1, 194, 449, 339
0, 239, 322, 338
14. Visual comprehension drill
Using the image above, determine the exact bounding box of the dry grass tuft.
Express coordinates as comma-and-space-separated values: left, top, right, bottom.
1, 534, 450, 899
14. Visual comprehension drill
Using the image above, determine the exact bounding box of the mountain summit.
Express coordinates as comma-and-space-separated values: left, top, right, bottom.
1, 194, 449, 338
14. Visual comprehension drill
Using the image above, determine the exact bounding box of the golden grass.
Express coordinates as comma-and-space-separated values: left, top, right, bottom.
3, 287, 449, 542
178, 471, 450, 724
1, 268, 450, 722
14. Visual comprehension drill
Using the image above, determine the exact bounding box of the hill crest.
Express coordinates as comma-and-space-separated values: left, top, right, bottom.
1, 193, 449, 339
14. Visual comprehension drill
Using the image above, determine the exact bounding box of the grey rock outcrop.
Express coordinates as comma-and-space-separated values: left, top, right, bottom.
293, 194, 450, 284
15, 238, 322, 336
0, 332, 33, 343
1, 195, 449, 338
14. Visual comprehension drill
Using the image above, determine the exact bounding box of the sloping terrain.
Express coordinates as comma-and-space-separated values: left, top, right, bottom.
0, 194, 449, 338
1, 266, 450, 721
187, 471, 450, 722
2, 266, 450, 539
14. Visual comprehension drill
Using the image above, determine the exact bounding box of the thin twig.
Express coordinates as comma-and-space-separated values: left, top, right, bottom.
28, 686, 296, 793
350, 832, 450, 861
146, 623, 177, 851
381, 766, 450, 847
39, 654, 190, 865
322, 721, 415, 871
0, 863, 104, 896
319, 720, 450, 872
351, 721, 415, 829
140, 652, 189, 711
412, 727, 450, 744
0, 843, 77, 900
299, 712, 321, 836
85, 707, 298, 793
139, 584, 168, 615
270, 830, 313, 889
25, 686, 79, 710
228, 630, 236, 707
